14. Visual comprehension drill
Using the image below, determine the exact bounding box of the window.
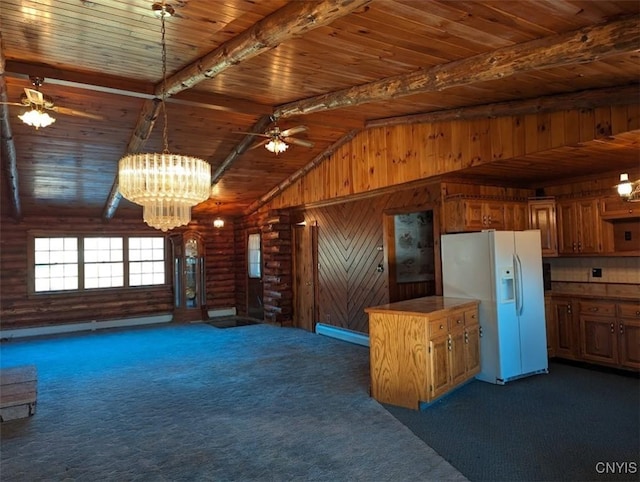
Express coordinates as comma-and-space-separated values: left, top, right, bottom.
129, 237, 165, 286
32, 235, 166, 293
34, 237, 78, 292
84, 237, 124, 289
248, 233, 261, 278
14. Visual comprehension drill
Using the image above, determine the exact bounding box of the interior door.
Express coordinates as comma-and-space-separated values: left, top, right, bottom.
293, 223, 318, 331
247, 231, 263, 320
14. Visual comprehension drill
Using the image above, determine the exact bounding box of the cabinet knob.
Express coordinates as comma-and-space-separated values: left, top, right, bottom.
610, 323, 615, 333
620, 323, 625, 335
440, 324, 444, 330
457, 319, 462, 324
589, 307, 599, 312
635, 311, 640, 317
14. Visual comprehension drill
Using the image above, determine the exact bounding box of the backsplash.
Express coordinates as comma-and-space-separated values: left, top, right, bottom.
548, 257, 640, 284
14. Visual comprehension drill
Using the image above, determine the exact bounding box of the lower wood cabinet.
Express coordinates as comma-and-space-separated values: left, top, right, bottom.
366, 297, 480, 410
579, 300, 617, 365
551, 297, 579, 360
429, 308, 478, 400
549, 296, 639, 371
617, 303, 640, 369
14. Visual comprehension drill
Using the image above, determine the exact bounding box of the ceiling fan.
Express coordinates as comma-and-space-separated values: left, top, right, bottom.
1, 76, 103, 129
239, 124, 314, 154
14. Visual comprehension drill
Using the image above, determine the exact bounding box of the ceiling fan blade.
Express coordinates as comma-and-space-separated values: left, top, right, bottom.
51, 106, 105, 120
24, 88, 44, 105
284, 137, 314, 148
280, 125, 308, 137
248, 138, 269, 151
234, 131, 271, 138
0, 101, 24, 107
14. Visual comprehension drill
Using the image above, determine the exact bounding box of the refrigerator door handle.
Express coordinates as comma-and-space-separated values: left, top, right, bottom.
514, 253, 524, 315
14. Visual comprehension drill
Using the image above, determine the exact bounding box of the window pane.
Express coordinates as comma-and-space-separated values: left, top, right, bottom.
35, 251, 49, 264
247, 233, 261, 278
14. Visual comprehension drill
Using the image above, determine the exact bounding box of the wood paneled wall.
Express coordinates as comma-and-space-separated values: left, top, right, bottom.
265, 105, 639, 212
0, 214, 236, 330
303, 181, 442, 334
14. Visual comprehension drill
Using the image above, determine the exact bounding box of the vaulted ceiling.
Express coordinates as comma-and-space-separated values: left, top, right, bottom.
1, 0, 639, 222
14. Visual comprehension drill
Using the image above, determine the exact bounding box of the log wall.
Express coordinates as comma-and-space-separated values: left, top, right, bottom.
0, 214, 236, 330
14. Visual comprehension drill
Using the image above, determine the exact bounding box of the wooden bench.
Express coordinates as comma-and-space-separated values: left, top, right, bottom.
0, 365, 37, 422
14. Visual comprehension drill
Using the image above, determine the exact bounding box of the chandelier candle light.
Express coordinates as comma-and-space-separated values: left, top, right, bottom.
118, 2, 211, 232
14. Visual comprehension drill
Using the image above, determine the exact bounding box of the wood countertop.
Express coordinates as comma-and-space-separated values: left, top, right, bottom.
365, 296, 479, 317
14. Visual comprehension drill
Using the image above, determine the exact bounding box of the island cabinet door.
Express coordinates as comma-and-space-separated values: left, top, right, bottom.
429, 334, 451, 400
449, 330, 467, 386
464, 324, 481, 375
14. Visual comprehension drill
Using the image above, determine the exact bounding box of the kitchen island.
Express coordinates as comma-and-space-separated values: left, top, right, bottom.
365, 296, 480, 410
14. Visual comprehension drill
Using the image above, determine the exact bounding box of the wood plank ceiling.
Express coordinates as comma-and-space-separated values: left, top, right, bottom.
1, 0, 639, 222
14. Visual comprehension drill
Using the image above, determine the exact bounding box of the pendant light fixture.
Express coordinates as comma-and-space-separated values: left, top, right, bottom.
616, 173, 640, 202
213, 202, 224, 228
118, 2, 211, 232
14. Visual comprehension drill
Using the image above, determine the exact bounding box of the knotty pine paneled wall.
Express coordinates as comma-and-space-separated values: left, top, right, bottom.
0, 214, 236, 330
266, 105, 639, 212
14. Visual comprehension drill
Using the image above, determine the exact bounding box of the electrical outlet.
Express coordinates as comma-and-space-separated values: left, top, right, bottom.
591, 268, 602, 278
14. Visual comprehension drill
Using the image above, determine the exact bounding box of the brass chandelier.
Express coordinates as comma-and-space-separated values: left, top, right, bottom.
118, 2, 211, 232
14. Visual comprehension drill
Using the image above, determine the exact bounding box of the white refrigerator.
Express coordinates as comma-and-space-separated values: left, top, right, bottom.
441, 230, 548, 384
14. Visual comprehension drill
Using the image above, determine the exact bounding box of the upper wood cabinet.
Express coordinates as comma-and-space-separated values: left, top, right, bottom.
600, 195, 640, 220
503, 201, 528, 231
528, 198, 558, 256
556, 198, 603, 255
443, 197, 504, 233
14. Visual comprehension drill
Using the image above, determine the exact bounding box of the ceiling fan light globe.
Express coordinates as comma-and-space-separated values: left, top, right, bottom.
265, 138, 288, 153
19, 109, 56, 129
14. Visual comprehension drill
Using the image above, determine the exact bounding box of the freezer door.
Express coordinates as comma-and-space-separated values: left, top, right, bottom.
441, 232, 493, 301
514, 230, 548, 376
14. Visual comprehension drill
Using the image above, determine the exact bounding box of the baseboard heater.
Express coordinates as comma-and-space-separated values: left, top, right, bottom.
315, 323, 369, 347
0, 307, 237, 340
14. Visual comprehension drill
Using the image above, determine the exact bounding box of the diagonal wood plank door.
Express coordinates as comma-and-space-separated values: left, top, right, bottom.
308, 197, 389, 334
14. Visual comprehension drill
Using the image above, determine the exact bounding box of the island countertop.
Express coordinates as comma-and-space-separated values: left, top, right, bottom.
365, 296, 479, 317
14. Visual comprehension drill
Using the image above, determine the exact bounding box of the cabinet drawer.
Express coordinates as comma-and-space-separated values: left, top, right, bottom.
579, 301, 615, 316
464, 309, 478, 326
429, 317, 449, 338
448, 310, 466, 331
618, 303, 640, 318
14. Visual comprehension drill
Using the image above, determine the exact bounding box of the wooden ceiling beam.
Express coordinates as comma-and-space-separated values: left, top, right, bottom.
5, 61, 273, 116
4, 61, 154, 99
160, 0, 373, 97
366, 84, 640, 128
0, 37, 22, 221
102, 99, 163, 220
104, 0, 372, 220
274, 15, 640, 118
211, 115, 273, 186
246, 129, 362, 215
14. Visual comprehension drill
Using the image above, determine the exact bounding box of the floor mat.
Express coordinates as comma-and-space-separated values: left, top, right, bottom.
206, 316, 262, 328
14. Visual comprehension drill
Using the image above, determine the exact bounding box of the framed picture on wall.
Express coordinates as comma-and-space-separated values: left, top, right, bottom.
394, 211, 434, 283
